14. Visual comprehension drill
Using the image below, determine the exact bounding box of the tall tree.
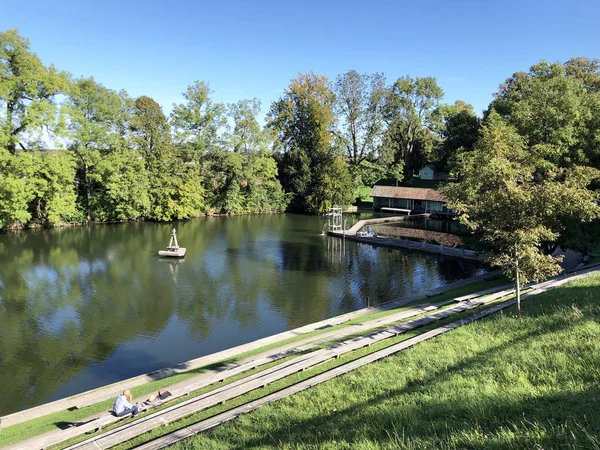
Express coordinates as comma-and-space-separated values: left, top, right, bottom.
490, 61, 585, 168
0, 29, 69, 152
65, 78, 149, 222
432, 100, 480, 173
269, 72, 354, 213
131, 95, 171, 162
490, 60, 600, 255
334, 70, 387, 165
444, 112, 600, 315
226, 98, 271, 153
171, 81, 226, 158
382, 76, 444, 177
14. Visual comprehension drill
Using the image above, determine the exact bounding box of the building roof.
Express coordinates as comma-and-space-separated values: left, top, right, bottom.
420, 163, 447, 172
370, 186, 447, 202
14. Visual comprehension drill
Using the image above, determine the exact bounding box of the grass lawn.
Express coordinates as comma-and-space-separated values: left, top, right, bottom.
169, 273, 600, 450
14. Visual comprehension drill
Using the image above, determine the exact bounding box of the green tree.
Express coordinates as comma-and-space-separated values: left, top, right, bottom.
29, 151, 79, 226
334, 70, 387, 165
0, 29, 69, 152
382, 76, 444, 177
171, 81, 226, 158
432, 100, 480, 174
226, 99, 271, 153
0, 148, 37, 228
444, 112, 600, 315
65, 78, 149, 222
131, 95, 171, 162
269, 72, 354, 213
490, 59, 600, 256
490, 61, 585, 168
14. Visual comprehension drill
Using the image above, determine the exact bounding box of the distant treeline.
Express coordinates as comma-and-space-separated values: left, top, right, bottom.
1, 29, 599, 233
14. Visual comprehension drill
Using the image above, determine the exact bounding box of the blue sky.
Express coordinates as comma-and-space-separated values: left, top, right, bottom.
2, 0, 599, 119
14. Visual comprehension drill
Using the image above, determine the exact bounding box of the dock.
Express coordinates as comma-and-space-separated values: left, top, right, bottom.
328, 215, 482, 261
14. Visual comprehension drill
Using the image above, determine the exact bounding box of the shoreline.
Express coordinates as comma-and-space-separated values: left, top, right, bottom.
0, 210, 288, 234
0, 270, 497, 428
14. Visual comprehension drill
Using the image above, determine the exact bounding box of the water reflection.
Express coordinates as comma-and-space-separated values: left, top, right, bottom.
0, 215, 485, 414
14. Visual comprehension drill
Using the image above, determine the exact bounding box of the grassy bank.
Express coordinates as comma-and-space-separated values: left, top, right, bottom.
0, 275, 504, 447
170, 273, 600, 450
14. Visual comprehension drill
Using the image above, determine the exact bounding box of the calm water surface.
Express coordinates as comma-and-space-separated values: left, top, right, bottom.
0, 214, 485, 414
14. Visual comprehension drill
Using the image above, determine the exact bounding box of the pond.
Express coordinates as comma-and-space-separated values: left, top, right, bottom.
0, 214, 485, 415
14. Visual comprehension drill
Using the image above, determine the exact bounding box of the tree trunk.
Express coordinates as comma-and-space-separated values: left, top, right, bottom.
84, 163, 91, 222
515, 249, 521, 317
7, 101, 15, 154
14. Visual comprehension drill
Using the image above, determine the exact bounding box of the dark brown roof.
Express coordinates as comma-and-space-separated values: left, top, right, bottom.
370, 186, 447, 202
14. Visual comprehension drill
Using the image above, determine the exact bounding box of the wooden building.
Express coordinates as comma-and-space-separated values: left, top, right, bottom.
370, 186, 454, 216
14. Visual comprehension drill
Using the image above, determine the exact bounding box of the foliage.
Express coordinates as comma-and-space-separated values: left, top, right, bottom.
171, 81, 227, 158
64, 82, 150, 223
348, 160, 387, 187
432, 100, 480, 174
382, 76, 444, 177
0, 29, 69, 152
490, 59, 600, 255
225, 99, 271, 153
334, 70, 387, 165
131, 95, 171, 161
444, 112, 600, 313
0, 147, 37, 228
269, 72, 354, 213
490, 61, 586, 168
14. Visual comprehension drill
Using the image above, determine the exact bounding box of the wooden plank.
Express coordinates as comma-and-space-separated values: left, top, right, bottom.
66, 298, 501, 450
132, 427, 195, 450
135, 300, 517, 450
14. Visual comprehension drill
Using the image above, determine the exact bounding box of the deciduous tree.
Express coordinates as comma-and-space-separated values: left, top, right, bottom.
0, 29, 69, 153
171, 81, 226, 158
382, 76, 443, 178
269, 72, 354, 213
444, 112, 600, 314
334, 70, 387, 165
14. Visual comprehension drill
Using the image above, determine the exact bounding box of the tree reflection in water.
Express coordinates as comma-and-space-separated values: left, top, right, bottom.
0, 215, 484, 414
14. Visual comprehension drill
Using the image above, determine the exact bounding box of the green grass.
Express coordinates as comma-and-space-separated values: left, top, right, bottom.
354, 185, 374, 209
112, 297, 514, 450
166, 273, 600, 450
0, 274, 505, 447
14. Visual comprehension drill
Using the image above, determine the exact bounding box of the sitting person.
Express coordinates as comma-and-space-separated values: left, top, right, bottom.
112, 389, 139, 417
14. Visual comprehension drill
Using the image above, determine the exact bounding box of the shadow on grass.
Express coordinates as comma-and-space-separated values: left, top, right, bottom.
216, 283, 600, 450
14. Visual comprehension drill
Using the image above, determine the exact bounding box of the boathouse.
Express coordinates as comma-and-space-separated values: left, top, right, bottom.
370, 186, 454, 215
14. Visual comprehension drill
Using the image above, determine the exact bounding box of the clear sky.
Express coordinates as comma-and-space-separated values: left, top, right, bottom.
2, 0, 599, 119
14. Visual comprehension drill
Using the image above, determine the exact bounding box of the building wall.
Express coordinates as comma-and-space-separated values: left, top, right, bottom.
419, 167, 434, 180
373, 196, 454, 215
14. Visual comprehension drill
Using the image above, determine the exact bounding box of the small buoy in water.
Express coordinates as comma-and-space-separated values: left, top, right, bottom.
158, 228, 186, 257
